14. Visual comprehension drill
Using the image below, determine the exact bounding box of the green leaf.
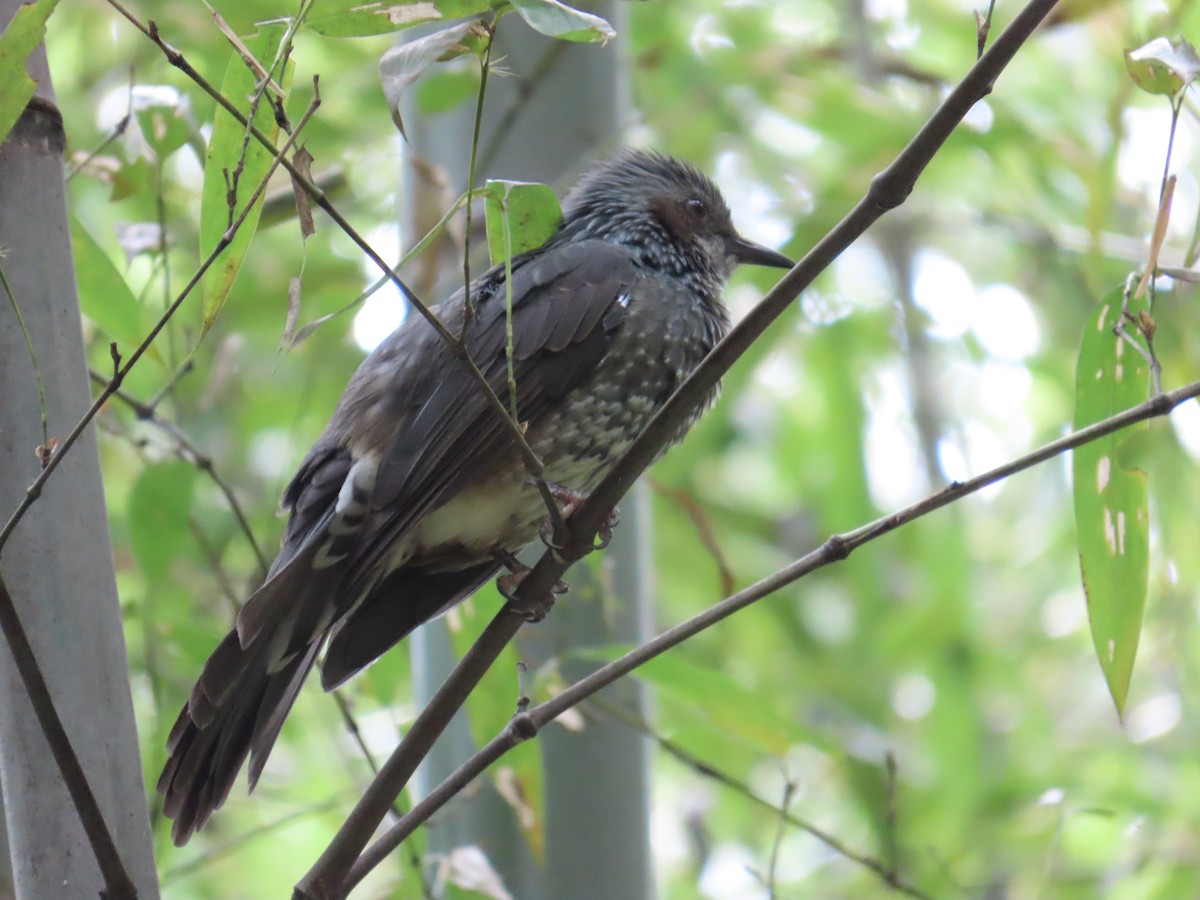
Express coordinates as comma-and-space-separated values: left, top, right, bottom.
1124, 37, 1200, 96
0, 0, 60, 147
70, 215, 159, 362
128, 461, 196, 581
1072, 288, 1151, 716
133, 95, 193, 162
582, 646, 797, 753
415, 67, 480, 115
199, 24, 292, 333
110, 156, 154, 202
508, 0, 614, 43
483, 179, 561, 266
305, 0, 490, 38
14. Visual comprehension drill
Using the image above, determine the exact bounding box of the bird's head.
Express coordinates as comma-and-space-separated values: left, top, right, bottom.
559, 150, 793, 298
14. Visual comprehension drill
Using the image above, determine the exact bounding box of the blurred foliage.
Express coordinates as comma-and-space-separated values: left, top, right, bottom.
39, 0, 1200, 896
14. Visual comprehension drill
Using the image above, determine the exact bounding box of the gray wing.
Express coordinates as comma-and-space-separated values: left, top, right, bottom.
236, 238, 638, 658
162, 239, 638, 844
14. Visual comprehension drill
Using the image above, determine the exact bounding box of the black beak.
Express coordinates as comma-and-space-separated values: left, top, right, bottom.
729, 234, 794, 269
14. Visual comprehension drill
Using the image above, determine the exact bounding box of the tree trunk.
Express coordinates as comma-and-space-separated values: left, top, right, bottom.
403, 5, 654, 897
0, 6, 159, 896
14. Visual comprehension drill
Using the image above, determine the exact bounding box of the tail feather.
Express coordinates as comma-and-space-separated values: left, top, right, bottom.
158, 629, 321, 845
320, 561, 499, 690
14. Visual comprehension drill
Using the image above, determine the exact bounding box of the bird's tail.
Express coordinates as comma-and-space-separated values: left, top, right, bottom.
157, 627, 321, 845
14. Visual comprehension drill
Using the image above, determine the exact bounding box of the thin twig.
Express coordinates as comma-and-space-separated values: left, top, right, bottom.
0, 262, 50, 462
884, 751, 900, 881
649, 479, 736, 597
88, 369, 270, 576
0, 575, 138, 900
460, 19, 494, 330
764, 775, 797, 898
975, 0, 997, 58
146, 357, 194, 413
0, 90, 321, 555
154, 155, 177, 367
189, 521, 243, 613
297, 3, 1064, 893
596, 698, 927, 897
160, 798, 342, 884
476, 40, 567, 173
325, 691, 433, 898
105, 0, 568, 532
65, 65, 134, 180
346, 377, 1197, 892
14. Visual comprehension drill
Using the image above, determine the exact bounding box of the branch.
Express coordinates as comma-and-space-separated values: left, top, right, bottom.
296, 1, 1063, 893
106, 0, 570, 531
0, 575, 137, 900
0, 91, 321, 554
345, 377, 1196, 891
88, 369, 270, 576
604, 700, 932, 898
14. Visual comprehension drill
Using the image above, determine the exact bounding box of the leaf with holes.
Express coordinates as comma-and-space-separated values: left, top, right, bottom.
1072, 287, 1151, 716
199, 24, 292, 333
483, 180, 561, 267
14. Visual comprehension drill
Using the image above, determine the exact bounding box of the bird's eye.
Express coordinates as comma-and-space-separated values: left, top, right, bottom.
684, 197, 707, 218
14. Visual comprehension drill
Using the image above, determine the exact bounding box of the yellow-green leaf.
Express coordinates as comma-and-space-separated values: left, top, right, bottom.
0, 0, 60, 146
507, 0, 614, 43
1072, 288, 1151, 716
483, 179, 561, 266
70, 215, 160, 363
199, 24, 292, 332
1124, 37, 1200, 96
129, 461, 196, 581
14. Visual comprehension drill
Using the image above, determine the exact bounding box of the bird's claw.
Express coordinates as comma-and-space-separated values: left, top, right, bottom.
534, 481, 620, 559
494, 551, 568, 622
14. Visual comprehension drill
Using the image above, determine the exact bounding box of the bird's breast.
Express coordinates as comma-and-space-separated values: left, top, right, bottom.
402, 278, 724, 568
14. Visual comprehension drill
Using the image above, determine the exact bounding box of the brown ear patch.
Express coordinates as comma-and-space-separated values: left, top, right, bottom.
650, 195, 691, 240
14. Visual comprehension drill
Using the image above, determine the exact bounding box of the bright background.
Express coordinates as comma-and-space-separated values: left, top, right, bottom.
45, 0, 1200, 896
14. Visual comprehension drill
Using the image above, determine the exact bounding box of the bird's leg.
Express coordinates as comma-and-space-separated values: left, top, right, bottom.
492, 548, 568, 623
533, 481, 621, 558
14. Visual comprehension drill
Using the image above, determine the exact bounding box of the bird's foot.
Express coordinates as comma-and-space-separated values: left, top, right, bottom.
535, 481, 620, 559
493, 549, 568, 622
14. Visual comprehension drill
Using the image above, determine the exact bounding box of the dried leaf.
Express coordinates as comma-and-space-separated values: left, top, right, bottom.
290, 145, 316, 239
435, 846, 513, 900
379, 19, 482, 139
282, 276, 302, 348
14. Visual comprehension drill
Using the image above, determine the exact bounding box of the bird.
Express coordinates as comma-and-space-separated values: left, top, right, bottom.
158, 149, 793, 844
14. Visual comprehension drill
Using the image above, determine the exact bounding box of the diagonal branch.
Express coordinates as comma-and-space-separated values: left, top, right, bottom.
0, 573, 138, 897
344, 377, 1196, 893
0, 90, 321, 553
600, 700, 925, 898
295, 1, 1063, 895
88, 369, 270, 576
105, 0, 568, 531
